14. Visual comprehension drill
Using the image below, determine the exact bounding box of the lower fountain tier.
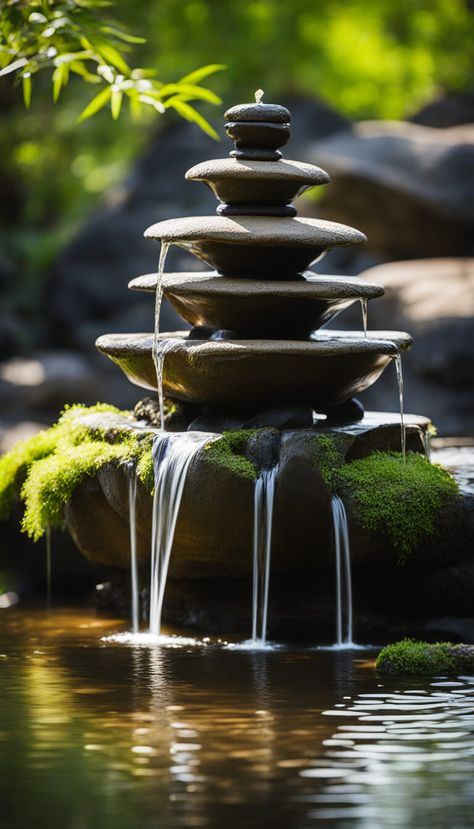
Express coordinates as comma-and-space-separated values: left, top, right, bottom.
65, 410, 448, 579
96, 330, 412, 408
144, 215, 367, 276
128, 272, 384, 339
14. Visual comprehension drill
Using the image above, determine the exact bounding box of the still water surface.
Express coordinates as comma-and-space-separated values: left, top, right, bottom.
1, 609, 474, 828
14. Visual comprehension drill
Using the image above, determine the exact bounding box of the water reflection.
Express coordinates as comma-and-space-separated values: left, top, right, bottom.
0, 609, 474, 828
301, 681, 474, 826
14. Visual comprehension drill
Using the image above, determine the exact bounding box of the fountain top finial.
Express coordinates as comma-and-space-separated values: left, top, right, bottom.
224, 94, 291, 161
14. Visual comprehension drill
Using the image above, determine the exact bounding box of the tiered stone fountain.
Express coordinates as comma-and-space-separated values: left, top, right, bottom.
65, 94, 447, 638
96, 93, 413, 431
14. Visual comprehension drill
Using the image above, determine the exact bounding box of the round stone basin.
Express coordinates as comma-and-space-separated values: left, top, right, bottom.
96, 330, 412, 408
129, 271, 385, 339
185, 158, 330, 206
144, 216, 367, 277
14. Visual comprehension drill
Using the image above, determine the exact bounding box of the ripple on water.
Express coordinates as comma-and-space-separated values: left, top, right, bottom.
296, 678, 474, 823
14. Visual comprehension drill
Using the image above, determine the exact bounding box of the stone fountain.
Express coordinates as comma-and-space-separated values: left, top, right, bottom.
63, 94, 468, 640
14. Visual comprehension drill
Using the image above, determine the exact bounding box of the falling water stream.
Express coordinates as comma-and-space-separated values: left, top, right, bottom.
251, 465, 279, 646
149, 432, 215, 637
331, 494, 353, 647
394, 353, 406, 461
151, 241, 171, 430
359, 298, 368, 338
127, 464, 139, 633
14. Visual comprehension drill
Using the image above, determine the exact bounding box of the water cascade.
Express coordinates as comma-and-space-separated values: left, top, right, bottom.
152, 241, 171, 429
394, 353, 406, 461
127, 464, 140, 633
360, 298, 368, 338
331, 494, 353, 646
251, 465, 279, 646
149, 432, 214, 636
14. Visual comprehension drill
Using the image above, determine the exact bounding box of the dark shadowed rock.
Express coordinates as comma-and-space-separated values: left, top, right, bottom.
306, 121, 474, 258
352, 258, 474, 436
411, 93, 474, 128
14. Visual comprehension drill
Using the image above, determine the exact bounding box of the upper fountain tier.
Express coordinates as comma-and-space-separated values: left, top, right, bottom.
144, 93, 366, 278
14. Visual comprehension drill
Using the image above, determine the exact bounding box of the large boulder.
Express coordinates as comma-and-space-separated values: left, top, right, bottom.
306, 121, 474, 259
351, 258, 474, 436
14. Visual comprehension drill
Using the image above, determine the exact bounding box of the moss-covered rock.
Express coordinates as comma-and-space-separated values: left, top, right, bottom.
376, 638, 474, 675
0, 403, 154, 541
204, 430, 258, 480
335, 451, 459, 563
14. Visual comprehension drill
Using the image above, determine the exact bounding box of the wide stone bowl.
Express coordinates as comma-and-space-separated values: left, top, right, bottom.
144, 216, 367, 277
129, 272, 384, 339
185, 158, 330, 207
96, 330, 412, 408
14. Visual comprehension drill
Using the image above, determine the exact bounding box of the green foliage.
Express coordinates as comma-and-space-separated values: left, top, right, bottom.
336, 452, 459, 563
375, 638, 474, 676
205, 430, 257, 480
0, 0, 223, 131
0, 402, 155, 540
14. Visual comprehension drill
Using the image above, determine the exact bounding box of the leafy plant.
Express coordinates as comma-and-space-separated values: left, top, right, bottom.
0, 0, 224, 135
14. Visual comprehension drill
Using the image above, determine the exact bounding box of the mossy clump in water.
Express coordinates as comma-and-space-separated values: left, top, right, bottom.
204, 430, 257, 480
0, 403, 155, 541
335, 451, 459, 563
376, 638, 474, 675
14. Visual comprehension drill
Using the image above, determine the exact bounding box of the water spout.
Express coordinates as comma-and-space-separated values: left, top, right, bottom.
127, 464, 139, 633
251, 465, 279, 646
149, 432, 215, 636
331, 494, 353, 646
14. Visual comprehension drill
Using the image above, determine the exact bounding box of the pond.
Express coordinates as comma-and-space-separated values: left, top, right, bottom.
1, 609, 474, 829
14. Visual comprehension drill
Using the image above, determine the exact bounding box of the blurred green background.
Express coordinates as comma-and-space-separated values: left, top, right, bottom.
1, 0, 473, 351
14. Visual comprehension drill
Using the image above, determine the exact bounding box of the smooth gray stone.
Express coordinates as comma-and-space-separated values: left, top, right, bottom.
144, 215, 367, 277
95, 330, 411, 408
224, 102, 291, 123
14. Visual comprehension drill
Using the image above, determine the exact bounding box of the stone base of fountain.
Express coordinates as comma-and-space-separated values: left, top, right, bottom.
64, 409, 431, 575
61, 408, 474, 639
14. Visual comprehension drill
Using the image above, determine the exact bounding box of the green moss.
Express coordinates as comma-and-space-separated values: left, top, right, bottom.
336, 451, 459, 563
0, 402, 155, 541
312, 433, 346, 486
204, 430, 257, 480
375, 638, 469, 675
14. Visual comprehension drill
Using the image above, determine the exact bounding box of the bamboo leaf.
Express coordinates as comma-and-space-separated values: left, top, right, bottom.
22, 74, 32, 108
52, 63, 66, 102
179, 64, 226, 85
100, 26, 146, 44
159, 83, 221, 105
96, 44, 130, 75
69, 61, 101, 82
0, 57, 28, 77
167, 98, 219, 140
128, 91, 142, 121
110, 86, 122, 120
78, 85, 112, 121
